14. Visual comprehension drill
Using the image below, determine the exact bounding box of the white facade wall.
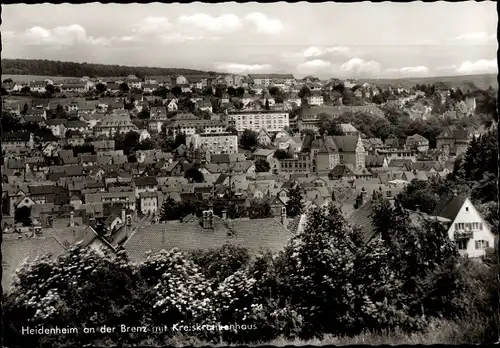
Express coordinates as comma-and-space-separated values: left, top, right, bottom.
230, 111, 290, 132
188, 134, 238, 154
447, 198, 496, 258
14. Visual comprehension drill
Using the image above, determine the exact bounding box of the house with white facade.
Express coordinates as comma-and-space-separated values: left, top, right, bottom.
166, 99, 178, 112
307, 93, 324, 106
432, 194, 496, 258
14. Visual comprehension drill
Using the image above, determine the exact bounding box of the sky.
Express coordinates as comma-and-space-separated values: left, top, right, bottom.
2, 2, 498, 79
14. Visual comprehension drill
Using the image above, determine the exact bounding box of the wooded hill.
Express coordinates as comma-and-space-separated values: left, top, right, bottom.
1, 59, 220, 78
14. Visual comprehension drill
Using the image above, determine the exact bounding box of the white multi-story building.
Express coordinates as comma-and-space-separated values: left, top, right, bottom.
248, 74, 295, 87
93, 115, 138, 137
187, 133, 238, 154
165, 119, 226, 137
307, 93, 324, 106
228, 110, 290, 133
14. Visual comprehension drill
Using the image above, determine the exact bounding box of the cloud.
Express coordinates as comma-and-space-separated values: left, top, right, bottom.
119, 36, 136, 42
297, 59, 332, 73
303, 46, 350, 58
453, 32, 496, 43
178, 13, 242, 32
159, 32, 204, 44
22, 24, 109, 46
386, 66, 430, 75
340, 58, 381, 77
214, 62, 272, 74
133, 17, 173, 34
456, 59, 497, 74
245, 12, 284, 34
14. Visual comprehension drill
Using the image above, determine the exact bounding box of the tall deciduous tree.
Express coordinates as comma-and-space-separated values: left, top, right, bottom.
14, 206, 32, 226
185, 167, 205, 183
278, 204, 360, 338
119, 82, 130, 94
396, 179, 440, 214
286, 185, 304, 218
249, 200, 273, 219
255, 159, 270, 172
239, 129, 258, 150
174, 132, 186, 148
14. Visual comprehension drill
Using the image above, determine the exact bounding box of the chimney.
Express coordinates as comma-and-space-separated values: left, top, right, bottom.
208, 210, 214, 229
69, 212, 75, 227
360, 188, 367, 206
121, 209, 126, 224
202, 210, 213, 229
281, 207, 288, 229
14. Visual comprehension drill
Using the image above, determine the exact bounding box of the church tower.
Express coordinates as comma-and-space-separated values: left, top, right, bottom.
355, 134, 366, 170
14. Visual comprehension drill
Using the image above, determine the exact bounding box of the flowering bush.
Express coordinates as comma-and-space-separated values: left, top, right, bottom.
4, 247, 151, 347
189, 243, 251, 287
140, 249, 215, 337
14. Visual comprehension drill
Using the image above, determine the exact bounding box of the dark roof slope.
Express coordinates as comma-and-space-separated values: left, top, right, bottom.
347, 201, 379, 244
432, 194, 468, 221
133, 176, 158, 186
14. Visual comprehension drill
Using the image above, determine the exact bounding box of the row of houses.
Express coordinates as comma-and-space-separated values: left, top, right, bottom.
2, 162, 495, 291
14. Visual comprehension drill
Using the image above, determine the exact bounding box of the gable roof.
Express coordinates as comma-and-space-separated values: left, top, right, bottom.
330, 164, 355, 178
432, 194, 468, 221
437, 126, 474, 140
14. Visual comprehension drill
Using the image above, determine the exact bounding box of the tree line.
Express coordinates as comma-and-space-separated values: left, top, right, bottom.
2, 58, 218, 79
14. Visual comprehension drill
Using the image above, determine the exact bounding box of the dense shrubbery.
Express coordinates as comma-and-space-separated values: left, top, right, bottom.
3, 202, 498, 347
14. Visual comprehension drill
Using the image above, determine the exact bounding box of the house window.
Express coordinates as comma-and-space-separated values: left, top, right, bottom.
475, 240, 489, 249
465, 207, 469, 212
479, 223, 483, 230
456, 240, 467, 250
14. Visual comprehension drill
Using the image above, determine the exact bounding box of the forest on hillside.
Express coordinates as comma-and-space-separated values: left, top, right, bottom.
1, 59, 219, 78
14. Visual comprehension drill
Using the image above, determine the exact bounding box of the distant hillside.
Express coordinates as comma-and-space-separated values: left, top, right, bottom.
357, 74, 498, 91
1, 59, 221, 79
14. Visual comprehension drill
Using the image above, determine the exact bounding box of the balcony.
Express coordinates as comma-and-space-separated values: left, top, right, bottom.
454, 230, 474, 239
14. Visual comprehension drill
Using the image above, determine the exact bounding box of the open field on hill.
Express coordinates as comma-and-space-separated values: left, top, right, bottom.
358, 74, 498, 91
